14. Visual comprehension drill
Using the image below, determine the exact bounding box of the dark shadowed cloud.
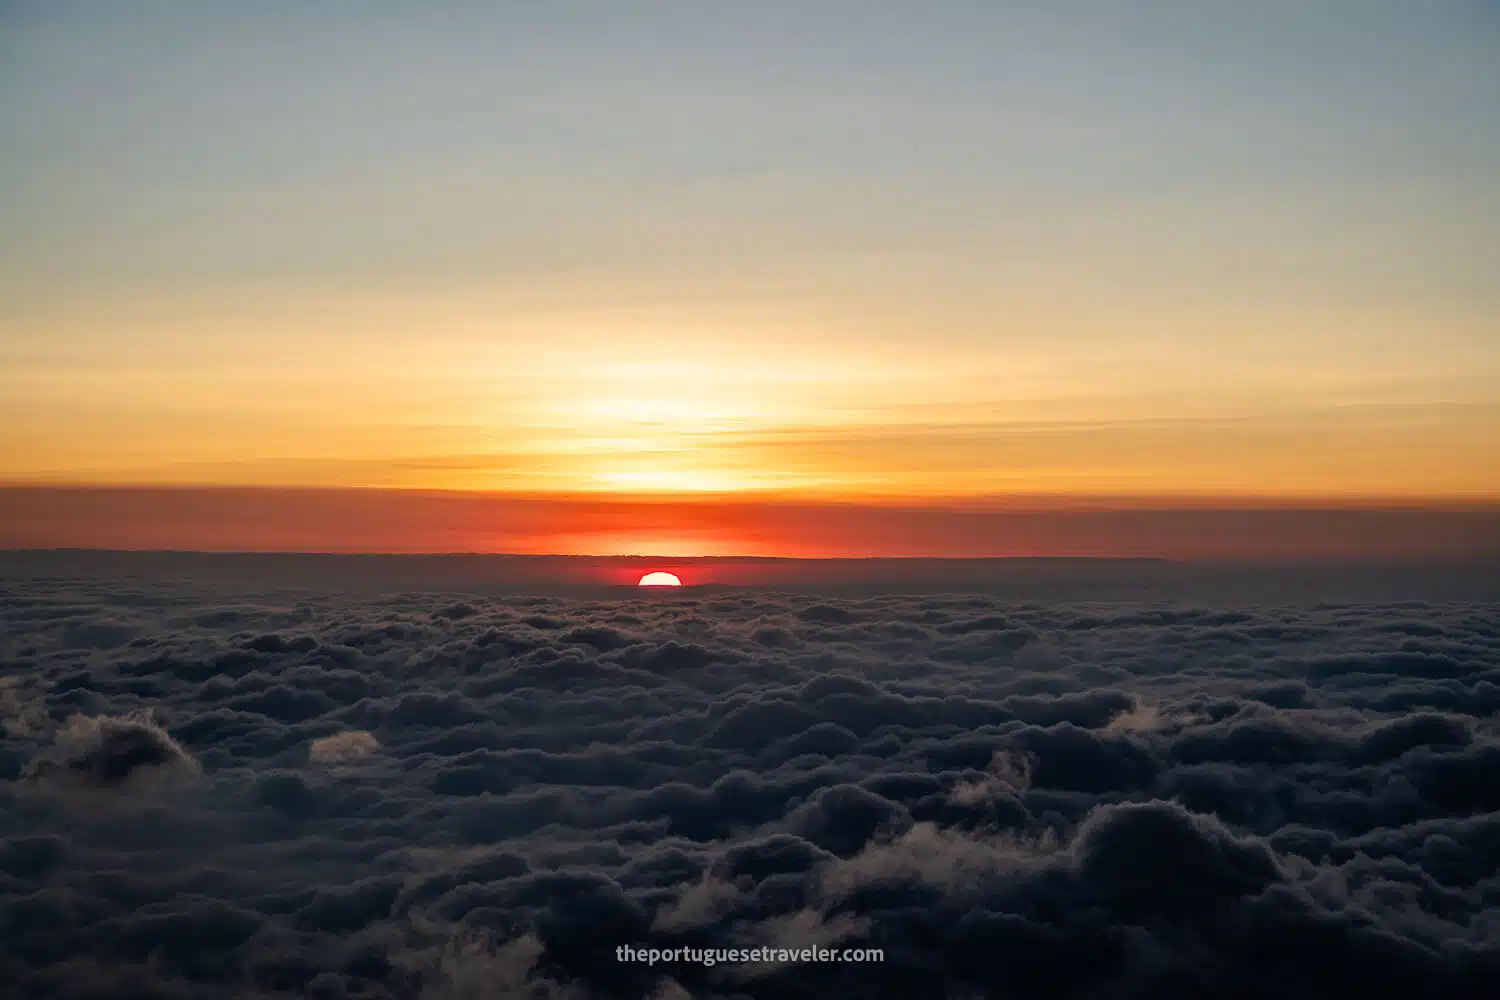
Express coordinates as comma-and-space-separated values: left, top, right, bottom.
2, 561, 1500, 997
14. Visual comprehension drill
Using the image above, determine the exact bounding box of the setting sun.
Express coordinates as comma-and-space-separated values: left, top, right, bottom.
637, 571, 683, 587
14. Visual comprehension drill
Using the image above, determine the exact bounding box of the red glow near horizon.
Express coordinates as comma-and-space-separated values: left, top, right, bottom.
1, 487, 1494, 563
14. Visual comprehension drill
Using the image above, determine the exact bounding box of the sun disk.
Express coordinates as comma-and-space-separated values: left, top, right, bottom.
638, 572, 683, 587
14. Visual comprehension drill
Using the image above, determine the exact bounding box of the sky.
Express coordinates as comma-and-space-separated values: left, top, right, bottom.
1, 2, 1498, 555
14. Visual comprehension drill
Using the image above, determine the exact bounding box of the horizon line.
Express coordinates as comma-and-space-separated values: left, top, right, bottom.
8, 548, 1500, 567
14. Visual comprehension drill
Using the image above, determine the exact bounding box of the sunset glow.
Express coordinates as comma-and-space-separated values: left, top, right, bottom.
1, 3, 1497, 558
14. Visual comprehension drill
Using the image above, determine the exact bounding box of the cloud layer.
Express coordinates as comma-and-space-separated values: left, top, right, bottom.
3, 573, 1500, 998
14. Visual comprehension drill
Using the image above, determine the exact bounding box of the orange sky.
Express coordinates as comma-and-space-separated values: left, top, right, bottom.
4, 313, 1499, 504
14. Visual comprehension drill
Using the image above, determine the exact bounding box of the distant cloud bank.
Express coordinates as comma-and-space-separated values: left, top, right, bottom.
3, 486, 1499, 560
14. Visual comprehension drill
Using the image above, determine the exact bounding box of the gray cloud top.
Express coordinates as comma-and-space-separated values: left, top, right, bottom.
3, 572, 1500, 998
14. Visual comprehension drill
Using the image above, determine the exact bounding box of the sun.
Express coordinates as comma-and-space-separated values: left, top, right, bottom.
637, 571, 683, 587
